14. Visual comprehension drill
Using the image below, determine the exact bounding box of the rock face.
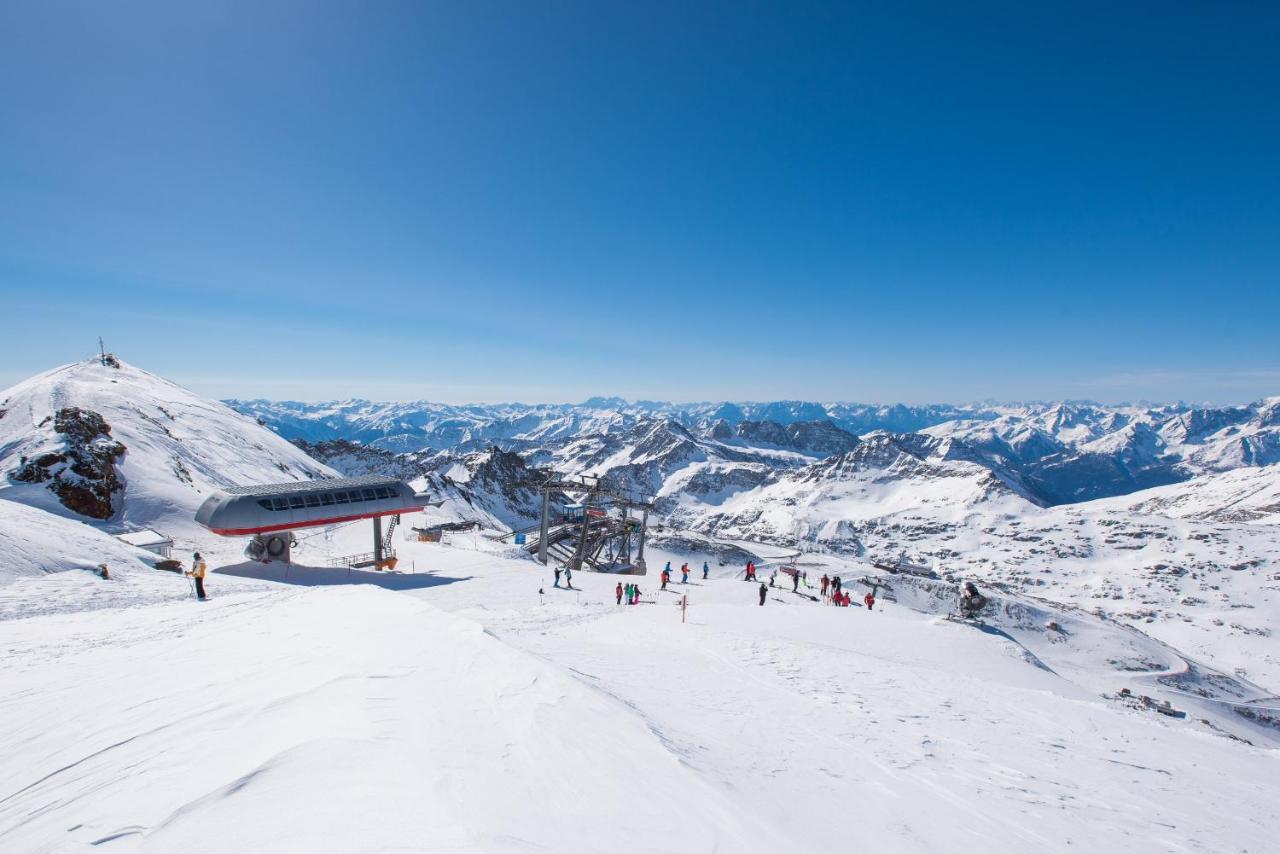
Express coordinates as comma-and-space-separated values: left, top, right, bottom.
297, 438, 554, 530
13, 407, 126, 519
292, 439, 423, 480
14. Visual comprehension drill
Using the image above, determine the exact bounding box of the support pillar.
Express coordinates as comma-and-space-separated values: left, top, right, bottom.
572, 503, 593, 571
373, 516, 384, 568
620, 507, 631, 564
636, 507, 649, 566
538, 488, 551, 565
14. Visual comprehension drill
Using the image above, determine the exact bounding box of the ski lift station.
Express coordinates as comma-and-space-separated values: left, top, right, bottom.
195, 476, 430, 569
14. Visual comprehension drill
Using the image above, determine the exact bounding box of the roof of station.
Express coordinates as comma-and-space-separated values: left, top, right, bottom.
219, 476, 404, 497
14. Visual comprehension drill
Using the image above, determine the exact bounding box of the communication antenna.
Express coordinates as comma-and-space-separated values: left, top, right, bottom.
98, 336, 107, 366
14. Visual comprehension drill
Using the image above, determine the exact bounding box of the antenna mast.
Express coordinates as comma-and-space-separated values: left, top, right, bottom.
98, 336, 106, 366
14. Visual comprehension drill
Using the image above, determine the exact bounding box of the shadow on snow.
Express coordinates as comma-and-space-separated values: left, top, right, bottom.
214, 561, 472, 591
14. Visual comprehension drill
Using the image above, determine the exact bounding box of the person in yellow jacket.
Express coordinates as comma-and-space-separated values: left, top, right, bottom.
186, 551, 208, 601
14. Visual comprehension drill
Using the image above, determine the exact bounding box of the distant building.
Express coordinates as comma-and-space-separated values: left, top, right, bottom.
115, 529, 174, 559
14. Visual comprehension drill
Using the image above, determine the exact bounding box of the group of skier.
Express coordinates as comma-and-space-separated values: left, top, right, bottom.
822, 573, 875, 609
659, 560, 709, 590
552, 565, 575, 589
614, 581, 643, 605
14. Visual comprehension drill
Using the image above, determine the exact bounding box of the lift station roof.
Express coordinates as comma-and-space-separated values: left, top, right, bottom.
195, 476, 429, 536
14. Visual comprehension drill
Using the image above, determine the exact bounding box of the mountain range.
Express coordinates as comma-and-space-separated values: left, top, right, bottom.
3, 359, 1278, 687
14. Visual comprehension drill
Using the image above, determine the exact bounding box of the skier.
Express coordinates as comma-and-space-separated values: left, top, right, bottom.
832, 575, 842, 599
681, 563, 689, 584
745, 561, 756, 581
632, 584, 642, 604
186, 552, 208, 601
758, 582, 768, 606
661, 568, 670, 590
792, 572, 799, 593
616, 582, 624, 605
554, 567, 562, 588
864, 591, 876, 610
665, 561, 672, 577
624, 583, 633, 604
702, 561, 709, 580
564, 566, 574, 589
820, 574, 830, 598
769, 570, 776, 588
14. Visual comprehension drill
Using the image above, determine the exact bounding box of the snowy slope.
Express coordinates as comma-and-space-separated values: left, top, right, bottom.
1099, 464, 1280, 524
3, 361, 1278, 852
3, 532, 1277, 853
0, 358, 336, 543
0, 498, 155, 581
0, 583, 789, 853
671, 434, 1035, 547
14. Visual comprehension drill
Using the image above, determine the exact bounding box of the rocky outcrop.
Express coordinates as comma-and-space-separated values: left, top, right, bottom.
12, 407, 125, 519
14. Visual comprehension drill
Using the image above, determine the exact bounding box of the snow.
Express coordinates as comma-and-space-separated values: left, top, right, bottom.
3, 533, 1278, 852
3, 360, 1280, 852
0, 498, 156, 582
0, 358, 336, 540
1100, 465, 1280, 524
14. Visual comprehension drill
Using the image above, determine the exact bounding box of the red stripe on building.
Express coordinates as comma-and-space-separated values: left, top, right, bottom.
210, 506, 425, 536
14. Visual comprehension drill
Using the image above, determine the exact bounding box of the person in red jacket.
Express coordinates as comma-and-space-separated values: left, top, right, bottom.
864, 592, 876, 610
616, 582, 624, 605
661, 568, 670, 590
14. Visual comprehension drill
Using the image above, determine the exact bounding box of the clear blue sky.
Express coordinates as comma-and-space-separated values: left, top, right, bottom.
1, 2, 1277, 404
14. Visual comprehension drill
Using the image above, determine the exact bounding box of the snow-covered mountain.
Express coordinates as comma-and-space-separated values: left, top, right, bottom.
0, 357, 337, 568
229, 397, 991, 452
670, 454, 1280, 686
232, 396, 1280, 509
3, 357, 1279, 852
923, 398, 1280, 503
668, 433, 1037, 546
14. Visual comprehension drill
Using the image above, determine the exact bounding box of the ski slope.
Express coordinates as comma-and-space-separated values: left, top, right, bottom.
5, 525, 1276, 853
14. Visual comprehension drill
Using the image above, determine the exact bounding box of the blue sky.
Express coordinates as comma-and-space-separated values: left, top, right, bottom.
1, 2, 1277, 404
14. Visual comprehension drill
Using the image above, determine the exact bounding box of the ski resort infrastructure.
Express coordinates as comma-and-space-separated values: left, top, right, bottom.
1, 356, 1279, 853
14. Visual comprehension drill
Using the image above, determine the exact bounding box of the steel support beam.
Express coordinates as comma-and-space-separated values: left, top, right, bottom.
636, 507, 649, 566
538, 488, 551, 565
572, 508, 593, 571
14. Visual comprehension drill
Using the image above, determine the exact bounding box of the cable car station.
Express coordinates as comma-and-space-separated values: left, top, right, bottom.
195, 476, 430, 569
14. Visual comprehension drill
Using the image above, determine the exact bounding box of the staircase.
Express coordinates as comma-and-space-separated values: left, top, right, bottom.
382, 514, 400, 552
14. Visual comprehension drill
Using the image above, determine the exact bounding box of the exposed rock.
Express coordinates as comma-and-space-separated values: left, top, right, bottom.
12, 407, 125, 519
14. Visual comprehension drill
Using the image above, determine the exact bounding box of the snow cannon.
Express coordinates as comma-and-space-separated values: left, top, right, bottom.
195, 476, 431, 568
